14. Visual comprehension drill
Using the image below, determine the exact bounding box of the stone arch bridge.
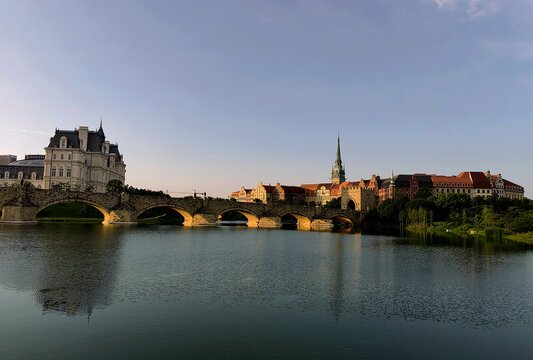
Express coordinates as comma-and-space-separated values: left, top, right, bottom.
0, 188, 359, 230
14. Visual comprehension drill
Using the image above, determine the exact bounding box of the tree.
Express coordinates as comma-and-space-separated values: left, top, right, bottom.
324, 197, 341, 209
106, 179, 124, 195
85, 184, 94, 193
414, 188, 432, 200
399, 210, 407, 228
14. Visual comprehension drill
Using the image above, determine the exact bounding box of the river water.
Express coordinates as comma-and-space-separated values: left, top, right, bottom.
0, 224, 532, 359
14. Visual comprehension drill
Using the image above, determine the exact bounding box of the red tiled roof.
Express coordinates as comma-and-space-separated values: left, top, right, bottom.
262, 185, 275, 193
503, 179, 523, 190
300, 183, 335, 191
468, 171, 491, 189
279, 185, 305, 194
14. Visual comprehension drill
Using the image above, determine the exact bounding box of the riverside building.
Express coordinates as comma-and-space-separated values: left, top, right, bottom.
229, 136, 525, 209
0, 155, 45, 188
43, 122, 126, 193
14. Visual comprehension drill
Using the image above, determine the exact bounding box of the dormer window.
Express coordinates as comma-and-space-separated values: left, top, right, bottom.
60, 136, 67, 148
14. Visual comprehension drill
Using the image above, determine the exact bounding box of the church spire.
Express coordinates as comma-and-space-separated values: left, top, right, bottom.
335, 134, 342, 165
331, 134, 346, 184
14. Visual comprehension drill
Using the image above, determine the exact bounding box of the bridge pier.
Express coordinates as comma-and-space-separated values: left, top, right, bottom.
0, 205, 38, 225
310, 219, 334, 230
257, 217, 282, 228
103, 210, 138, 225
186, 213, 218, 226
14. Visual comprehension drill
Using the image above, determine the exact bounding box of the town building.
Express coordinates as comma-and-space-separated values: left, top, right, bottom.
0, 155, 17, 165
273, 183, 306, 204
228, 137, 526, 208
43, 122, 126, 193
341, 182, 378, 211
486, 171, 524, 199
0, 155, 45, 188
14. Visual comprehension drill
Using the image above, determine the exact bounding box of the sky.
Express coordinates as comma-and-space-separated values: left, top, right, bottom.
1, 0, 532, 198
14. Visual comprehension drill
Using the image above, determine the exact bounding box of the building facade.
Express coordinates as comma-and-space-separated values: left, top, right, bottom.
0, 155, 45, 188
0, 155, 17, 165
43, 123, 126, 193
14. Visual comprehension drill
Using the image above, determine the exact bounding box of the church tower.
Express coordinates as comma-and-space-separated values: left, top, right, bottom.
331, 136, 346, 184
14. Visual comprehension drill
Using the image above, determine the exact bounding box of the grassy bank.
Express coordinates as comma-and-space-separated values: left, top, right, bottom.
505, 232, 533, 245
405, 222, 532, 245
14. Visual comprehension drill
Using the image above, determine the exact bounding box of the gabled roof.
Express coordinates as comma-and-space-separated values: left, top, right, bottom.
467, 171, 491, 189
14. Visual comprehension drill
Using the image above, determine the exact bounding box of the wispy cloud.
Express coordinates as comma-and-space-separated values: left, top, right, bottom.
430, 0, 499, 18
433, 0, 457, 10
467, 0, 498, 18
8, 128, 50, 135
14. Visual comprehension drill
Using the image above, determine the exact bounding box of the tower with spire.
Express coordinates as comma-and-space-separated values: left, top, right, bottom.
331, 135, 346, 184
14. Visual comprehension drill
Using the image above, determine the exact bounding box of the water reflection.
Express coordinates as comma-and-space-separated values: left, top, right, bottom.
0, 224, 124, 317
0, 224, 531, 328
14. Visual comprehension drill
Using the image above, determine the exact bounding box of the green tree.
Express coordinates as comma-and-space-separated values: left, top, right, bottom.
414, 188, 432, 200
482, 206, 495, 229
324, 197, 341, 209
399, 210, 407, 228
106, 179, 124, 195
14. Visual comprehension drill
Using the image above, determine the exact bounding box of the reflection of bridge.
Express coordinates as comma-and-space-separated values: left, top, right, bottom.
0, 188, 359, 229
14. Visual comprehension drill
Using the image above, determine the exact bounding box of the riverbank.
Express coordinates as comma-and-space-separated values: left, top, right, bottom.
406, 223, 533, 245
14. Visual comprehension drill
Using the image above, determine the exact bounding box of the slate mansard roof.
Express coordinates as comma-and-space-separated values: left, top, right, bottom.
47, 126, 122, 158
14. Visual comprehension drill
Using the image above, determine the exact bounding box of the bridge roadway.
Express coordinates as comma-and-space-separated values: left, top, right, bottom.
0, 188, 359, 230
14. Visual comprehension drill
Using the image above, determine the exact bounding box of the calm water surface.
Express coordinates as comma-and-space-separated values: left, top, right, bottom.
0, 224, 532, 359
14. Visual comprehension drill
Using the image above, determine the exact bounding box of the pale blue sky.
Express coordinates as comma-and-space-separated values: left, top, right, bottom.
1, 0, 532, 197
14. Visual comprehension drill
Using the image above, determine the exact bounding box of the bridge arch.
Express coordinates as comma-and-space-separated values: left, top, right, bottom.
280, 212, 312, 227
37, 199, 111, 223
329, 214, 354, 227
136, 205, 193, 225
217, 208, 260, 227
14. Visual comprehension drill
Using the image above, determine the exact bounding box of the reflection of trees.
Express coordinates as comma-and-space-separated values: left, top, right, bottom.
33, 225, 124, 317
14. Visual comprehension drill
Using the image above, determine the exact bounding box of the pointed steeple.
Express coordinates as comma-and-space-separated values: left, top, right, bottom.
335, 135, 342, 165
98, 117, 103, 132
331, 134, 346, 184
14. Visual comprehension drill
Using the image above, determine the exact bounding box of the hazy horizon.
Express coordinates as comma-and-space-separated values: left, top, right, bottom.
1, 0, 532, 198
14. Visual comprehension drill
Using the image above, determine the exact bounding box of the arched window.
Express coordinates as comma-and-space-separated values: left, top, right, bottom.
18, 172, 23, 180
59, 166, 64, 177
31, 172, 36, 180
51, 167, 56, 177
